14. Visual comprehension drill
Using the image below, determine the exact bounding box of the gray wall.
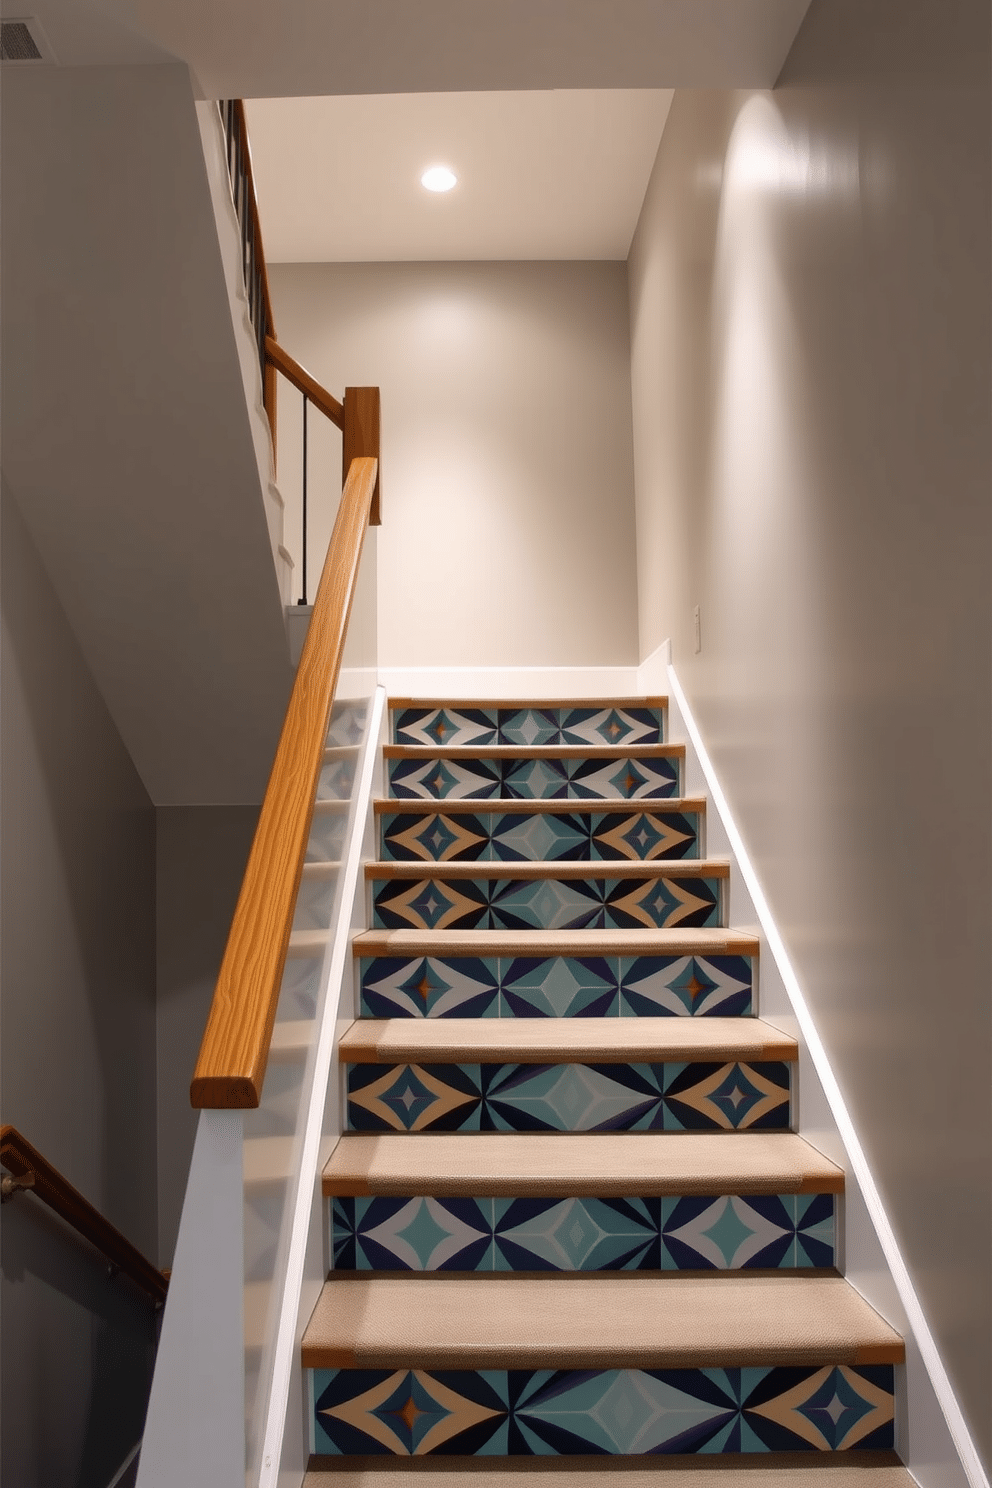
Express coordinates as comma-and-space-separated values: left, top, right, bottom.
270, 261, 640, 669
1, 479, 158, 1485
628, 0, 990, 1466
1, 65, 292, 809
155, 806, 259, 1265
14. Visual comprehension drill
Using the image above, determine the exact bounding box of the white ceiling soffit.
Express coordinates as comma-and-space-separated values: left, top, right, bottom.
69, 0, 810, 92
247, 91, 674, 263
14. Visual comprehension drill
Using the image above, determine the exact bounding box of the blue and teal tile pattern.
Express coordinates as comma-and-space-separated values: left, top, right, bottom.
318, 749, 357, 802
370, 872, 722, 931
309, 1363, 895, 1455
387, 753, 680, 802
327, 701, 369, 747
330, 1193, 836, 1273
379, 807, 700, 863
359, 954, 753, 1018
392, 704, 665, 749
346, 1061, 791, 1133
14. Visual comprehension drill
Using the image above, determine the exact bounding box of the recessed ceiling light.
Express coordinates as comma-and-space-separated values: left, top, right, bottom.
421, 166, 457, 193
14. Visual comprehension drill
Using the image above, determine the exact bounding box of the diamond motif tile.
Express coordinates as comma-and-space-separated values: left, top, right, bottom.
382, 807, 701, 864
329, 1193, 836, 1274
309, 1364, 895, 1456
371, 873, 723, 931
360, 956, 499, 1018
380, 811, 493, 863
345, 1061, 791, 1133
499, 956, 619, 1017
619, 955, 752, 1016
388, 753, 680, 801
358, 953, 754, 1019
392, 708, 498, 747
497, 709, 561, 747
391, 705, 666, 748
388, 757, 501, 800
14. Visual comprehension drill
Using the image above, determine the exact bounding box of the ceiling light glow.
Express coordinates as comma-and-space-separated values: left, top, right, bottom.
421, 166, 457, 193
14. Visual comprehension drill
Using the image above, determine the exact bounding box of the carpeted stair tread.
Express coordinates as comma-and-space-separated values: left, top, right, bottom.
375, 796, 706, 815
354, 927, 760, 957
301, 1274, 904, 1369
366, 859, 728, 881
390, 696, 670, 711
339, 1016, 795, 1064
304, 1457, 913, 1485
385, 744, 684, 760
322, 1131, 844, 1197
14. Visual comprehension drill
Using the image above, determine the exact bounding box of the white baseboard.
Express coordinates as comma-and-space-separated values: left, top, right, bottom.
664, 642, 986, 1488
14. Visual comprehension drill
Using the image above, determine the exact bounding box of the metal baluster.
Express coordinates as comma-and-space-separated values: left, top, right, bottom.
242, 176, 250, 281
256, 264, 266, 385
299, 394, 308, 606
220, 105, 270, 427
226, 101, 235, 178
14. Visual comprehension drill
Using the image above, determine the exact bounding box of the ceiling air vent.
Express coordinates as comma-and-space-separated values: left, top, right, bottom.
1, 17, 56, 63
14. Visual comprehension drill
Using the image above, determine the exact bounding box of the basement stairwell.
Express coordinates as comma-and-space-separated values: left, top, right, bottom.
135, 93, 980, 1488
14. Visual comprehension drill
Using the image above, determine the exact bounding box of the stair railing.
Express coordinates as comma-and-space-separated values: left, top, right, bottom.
220, 99, 381, 611
220, 99, 277, 432
138, 450, 383, 1488
0, 1124, 168, 1306
191, 454, 378, 1112
138, 100, 387, 1488
263, 336, 382, 589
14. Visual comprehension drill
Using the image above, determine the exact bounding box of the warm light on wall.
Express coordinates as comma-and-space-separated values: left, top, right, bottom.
421, 166, 458, 193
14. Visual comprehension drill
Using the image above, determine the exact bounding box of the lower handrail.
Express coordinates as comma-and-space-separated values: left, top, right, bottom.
0, 1125, 168, 1305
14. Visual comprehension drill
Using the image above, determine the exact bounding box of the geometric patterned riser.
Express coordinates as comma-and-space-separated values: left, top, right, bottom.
370, 874, 723, 931
346, 1061, 792, 1134
359, 953, 754, 1018
391, 703, 666, 748
387, 753, 681, 802
378, 807, 701, 863
308, 1363, 896, 1456
329, 1193, 836, 1272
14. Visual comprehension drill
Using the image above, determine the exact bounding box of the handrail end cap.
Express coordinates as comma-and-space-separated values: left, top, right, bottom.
189, 1074, 260, 1110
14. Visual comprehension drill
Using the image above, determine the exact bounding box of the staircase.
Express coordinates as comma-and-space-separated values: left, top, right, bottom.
301, 697, 911, 1481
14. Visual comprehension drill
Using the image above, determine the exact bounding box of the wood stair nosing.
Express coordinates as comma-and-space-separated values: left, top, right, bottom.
384, 744, 685, 761
374, 796, 706, 815
365, 859, 729, 882
389, 696, 670, 711
304, 1459, 915, 1487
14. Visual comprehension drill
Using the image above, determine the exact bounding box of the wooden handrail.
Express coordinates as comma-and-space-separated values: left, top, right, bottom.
264, 336, 344, 430
191, 456, 379, 1109
0, 1125, 169, 1306
343, 386, 382, 527
231, 101, 276, 346
227, 102, 382, 524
